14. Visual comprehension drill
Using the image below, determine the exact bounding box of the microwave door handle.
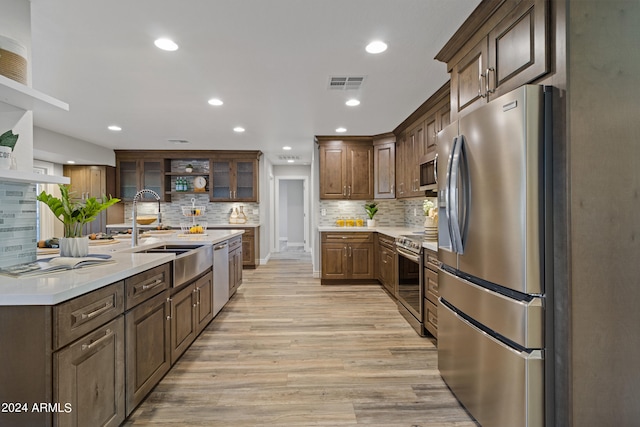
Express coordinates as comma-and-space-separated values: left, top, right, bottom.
434, 153, 438, 185
449, 135, 464, 254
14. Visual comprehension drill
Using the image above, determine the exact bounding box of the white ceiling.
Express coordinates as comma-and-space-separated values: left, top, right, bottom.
28, 0, 480, 166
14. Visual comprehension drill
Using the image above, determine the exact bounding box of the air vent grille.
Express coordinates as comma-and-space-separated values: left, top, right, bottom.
168, 139, 190, 144
278, 155, 300, 161
328, 76, 365, 90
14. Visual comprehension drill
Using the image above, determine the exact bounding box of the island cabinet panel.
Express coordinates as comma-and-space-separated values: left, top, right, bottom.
54, 316, 125, 427
318, 138, 374, 200
321, 232, 375, 283
228, 236, 243, 296
448, 0, 549, 120
169, 284, 197, 365
194, 270, 214, 333
377, 234, 397, 297
125, 290, 171, 415
124, 263, 170, 310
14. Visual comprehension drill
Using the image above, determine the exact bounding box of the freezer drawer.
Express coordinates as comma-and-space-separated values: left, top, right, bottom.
439, 267, 543, 349
438, 300, 543, 427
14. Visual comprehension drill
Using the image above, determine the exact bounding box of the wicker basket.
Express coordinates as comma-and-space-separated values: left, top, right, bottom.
0, 36, 27, 85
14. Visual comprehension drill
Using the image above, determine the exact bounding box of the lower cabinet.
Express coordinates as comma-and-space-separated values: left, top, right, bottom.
229, 236, 243, 296
320, 232, 375, 283
54, 316, 125, 427
377, 234, 397, 297
209, 226, 259, 269
423, 248, 440, 338
125, 290, 171, 415
169, 269, 214, 365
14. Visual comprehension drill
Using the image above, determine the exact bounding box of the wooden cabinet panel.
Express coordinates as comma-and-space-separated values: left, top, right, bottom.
373, 139, 395, 199
211, 159, 259, 202
194, 270, 214, 333
53, 281, 124, 350
170, 284, 196, 365
321, 232, 375, 282
448, 0, 548, 120
115, 158, 165, 202
318, 139, 373, 200
377, 234, 397, 297
124, 263, 171, 310
125, 290, 171, 415
423, 248, 439, 339
54, 316, 125, 427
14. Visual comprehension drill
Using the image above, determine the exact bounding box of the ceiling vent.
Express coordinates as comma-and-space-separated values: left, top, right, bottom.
168, 139, 190, 144
328, 76, 365, 90
278, 155, 300, 161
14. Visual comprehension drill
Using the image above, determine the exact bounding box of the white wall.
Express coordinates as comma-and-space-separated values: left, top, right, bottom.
33, 126, 116, 166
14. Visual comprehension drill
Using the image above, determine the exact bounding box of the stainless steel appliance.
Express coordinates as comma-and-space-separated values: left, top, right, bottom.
213, 241, 230, 316
437, 85, 552, 427
395, 234, 424, 336
419, 152, 437, 191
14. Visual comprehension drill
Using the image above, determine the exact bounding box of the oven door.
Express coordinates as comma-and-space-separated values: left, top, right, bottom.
396, 247, 423, 334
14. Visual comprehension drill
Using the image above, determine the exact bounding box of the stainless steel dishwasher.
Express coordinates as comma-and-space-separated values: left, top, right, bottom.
213, 241, 230, 316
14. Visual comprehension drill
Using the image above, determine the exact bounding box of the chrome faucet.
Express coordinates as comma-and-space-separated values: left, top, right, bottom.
132, 189, 161, 247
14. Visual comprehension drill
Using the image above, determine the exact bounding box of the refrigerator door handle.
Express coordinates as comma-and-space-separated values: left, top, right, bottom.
449, 135, 464, 254
445, 136, 457, 248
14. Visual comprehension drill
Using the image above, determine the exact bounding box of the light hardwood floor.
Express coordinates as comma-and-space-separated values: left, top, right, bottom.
123, 258, 477, 426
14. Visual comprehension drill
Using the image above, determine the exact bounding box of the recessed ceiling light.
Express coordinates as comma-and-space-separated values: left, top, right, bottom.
208, 98, 223, 106
66, 160, 75, 164
365, 40, 387, 54
154, 38, 178, 51
233, 127, 245, 133
336, 127, 347, 133
346, 99, 360, 107
287, 159, 295, 163
107, 125, 122, 131
283, 146, 292, 151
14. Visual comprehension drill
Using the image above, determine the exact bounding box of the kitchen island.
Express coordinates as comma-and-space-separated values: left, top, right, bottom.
0, 228, 244, 427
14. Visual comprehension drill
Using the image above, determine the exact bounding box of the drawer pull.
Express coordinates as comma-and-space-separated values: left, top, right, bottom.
81, 328, 112, 351
142, 278, 164, 290
80, 300, 114, 320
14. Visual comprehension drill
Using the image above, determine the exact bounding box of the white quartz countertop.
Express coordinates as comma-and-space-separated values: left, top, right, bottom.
106, 223, 260, 229
317, 225, 438, 252
0, 229, 244, 306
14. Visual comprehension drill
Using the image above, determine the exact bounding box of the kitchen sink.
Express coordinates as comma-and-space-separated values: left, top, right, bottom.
134, 243, 212, 287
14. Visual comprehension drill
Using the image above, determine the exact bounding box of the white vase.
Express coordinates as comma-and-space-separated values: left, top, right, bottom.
59, 236, 89, 257
0, 146, 11, 170
367, 219, 377, 228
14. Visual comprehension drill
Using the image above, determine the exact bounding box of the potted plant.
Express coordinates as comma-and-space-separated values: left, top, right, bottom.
36, 184, 120, 257
364, 202, 379, 227
0, 130, 18, 170
185, 163, 194, 173
423, 199, 438, 228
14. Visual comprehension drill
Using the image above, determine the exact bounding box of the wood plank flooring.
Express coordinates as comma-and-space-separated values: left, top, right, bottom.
123, 258, 478, 426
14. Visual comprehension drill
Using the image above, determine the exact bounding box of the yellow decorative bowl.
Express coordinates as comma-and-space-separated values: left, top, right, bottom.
136, 216, 157, 225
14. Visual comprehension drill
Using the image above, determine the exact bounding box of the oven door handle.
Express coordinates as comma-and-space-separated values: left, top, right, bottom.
396, 247, 421, 263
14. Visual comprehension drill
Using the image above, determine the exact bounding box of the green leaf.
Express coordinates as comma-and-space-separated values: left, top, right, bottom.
0, 130, 19, 151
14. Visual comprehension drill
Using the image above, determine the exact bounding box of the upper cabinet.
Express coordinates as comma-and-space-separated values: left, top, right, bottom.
317, 137, 374, 200
210, 152, 260, 202
439, 0, 549, 120
114, 150, 261, 203
373, 134, 396, 199
393, 82, 450, 199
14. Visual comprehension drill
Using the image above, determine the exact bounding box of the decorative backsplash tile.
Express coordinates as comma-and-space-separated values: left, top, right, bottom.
318, 197, 437, 228
125, 193, 259, 226
0, 182, 37, 268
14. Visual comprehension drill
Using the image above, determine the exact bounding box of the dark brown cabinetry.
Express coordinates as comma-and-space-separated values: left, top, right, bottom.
444, 0, 549, 120
115, 150, 261, 203
63, 165, 122, 233
209, 226, 259, 269
317, 137, 374, 200
423, 248, 439, 338
228, 235, 243, 296
394, 83, 450, 199
373, 134, 396, 199
321, 232, 375, 283
377, 234, 397, 297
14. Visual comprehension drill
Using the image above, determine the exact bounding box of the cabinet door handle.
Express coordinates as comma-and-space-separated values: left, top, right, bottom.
478, 71, 487, 98
348, 246, 352, 257
343, 186, 346, 196
81, 328, 113, 351
348, 186, 351, 197
344, 246, 347, 256
80, 300, 114, 320
486, 67, 496, 94
141, 278, 164, 291
166, 297, 172, 320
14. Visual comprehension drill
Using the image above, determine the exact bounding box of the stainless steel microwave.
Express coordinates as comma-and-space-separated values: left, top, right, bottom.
419, 153, 437, 191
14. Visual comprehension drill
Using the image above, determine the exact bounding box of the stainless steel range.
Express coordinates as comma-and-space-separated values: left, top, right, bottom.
395, 234, 424, 336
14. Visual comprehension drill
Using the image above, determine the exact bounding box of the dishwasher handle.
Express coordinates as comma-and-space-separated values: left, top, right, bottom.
214, 242, 228, 251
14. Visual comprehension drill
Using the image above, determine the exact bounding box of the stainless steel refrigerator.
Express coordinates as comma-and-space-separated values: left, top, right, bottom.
437, 85, 553, 427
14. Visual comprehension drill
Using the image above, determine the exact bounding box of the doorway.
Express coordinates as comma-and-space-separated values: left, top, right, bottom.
274, 176, 310, 257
